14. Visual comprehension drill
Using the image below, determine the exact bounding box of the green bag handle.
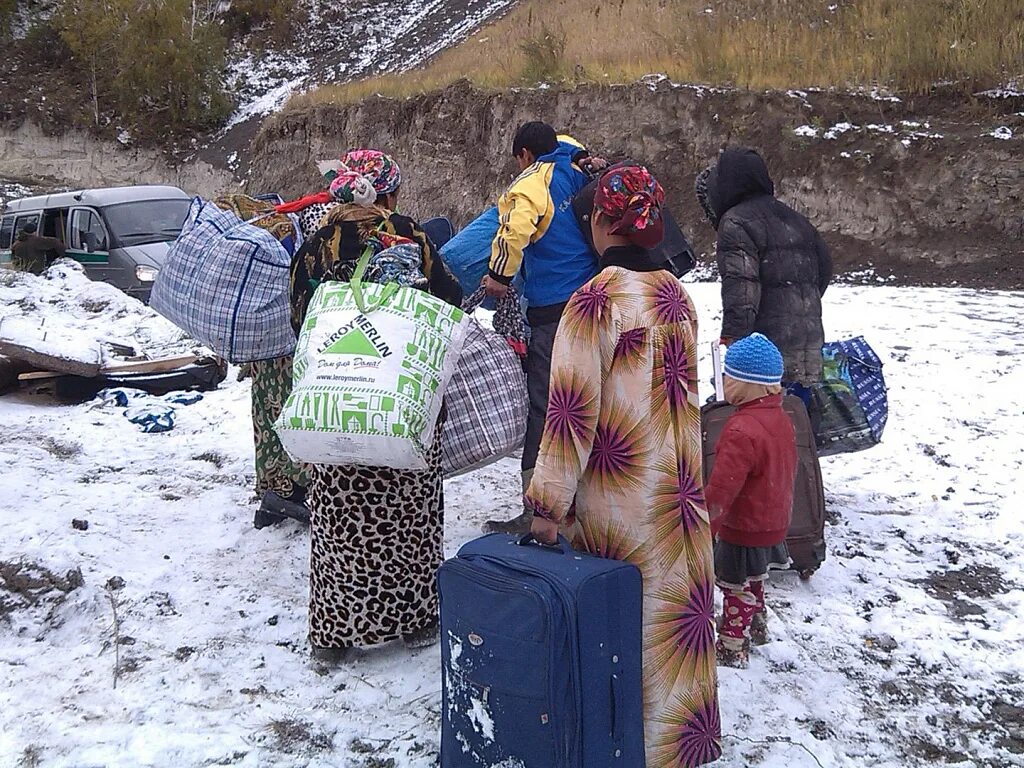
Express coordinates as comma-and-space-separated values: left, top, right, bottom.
349, 244, 400, 314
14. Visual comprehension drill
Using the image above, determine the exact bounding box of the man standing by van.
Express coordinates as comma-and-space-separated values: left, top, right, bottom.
12, 222, 66, 274
481, 121, 598, 533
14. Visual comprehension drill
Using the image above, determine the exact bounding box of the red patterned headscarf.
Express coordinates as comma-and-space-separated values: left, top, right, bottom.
275, 148, 402, 214
342, 149, 402, 195
593, 165, 666, 248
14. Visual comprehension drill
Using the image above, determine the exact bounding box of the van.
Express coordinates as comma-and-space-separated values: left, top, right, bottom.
0, 185, 191, 301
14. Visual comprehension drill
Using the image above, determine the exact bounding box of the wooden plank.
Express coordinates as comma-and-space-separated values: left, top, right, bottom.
18, 371, 66, 381
98, 355, 200, 375
0, 339, 102, 378
0, 316, 104, 378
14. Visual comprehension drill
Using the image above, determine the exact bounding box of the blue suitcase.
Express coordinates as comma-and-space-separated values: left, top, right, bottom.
439, 533, 645, 768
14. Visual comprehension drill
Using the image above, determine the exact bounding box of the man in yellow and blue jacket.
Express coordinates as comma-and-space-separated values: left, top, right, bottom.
482, 121, 599, 533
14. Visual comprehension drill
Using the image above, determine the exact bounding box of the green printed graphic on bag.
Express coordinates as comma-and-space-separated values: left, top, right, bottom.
321, 314, 391, 359
275, 280, 469, 470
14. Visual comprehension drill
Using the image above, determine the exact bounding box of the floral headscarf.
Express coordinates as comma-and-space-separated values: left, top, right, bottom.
594, 165, 666, 248
328, 170, 378, 206
342, 149, 402, 196
275, 149, 402, 215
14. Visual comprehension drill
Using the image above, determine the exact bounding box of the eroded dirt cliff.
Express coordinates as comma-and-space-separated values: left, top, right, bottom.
250, 80, 1024, 287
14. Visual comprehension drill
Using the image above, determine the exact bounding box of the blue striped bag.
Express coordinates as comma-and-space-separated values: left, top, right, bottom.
812, 337, 888, 456
151, 198, 295, 363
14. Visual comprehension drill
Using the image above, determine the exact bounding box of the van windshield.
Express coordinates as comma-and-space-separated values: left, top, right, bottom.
101, 199, 190, 247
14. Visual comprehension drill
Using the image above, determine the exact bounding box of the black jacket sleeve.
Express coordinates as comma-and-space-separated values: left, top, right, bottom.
815, 231, 832, 297
717, 215, 761, 340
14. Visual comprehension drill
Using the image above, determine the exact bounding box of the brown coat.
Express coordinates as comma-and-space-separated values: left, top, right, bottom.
11, 233, 66, 274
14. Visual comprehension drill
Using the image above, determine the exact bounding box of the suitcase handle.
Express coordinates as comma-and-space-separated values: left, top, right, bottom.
517, 533, 573, 555
711, 341, 725, 401
611, 673, 624, 743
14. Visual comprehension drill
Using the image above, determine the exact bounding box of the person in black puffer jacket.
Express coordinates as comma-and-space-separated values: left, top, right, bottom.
696, 148, 832, 383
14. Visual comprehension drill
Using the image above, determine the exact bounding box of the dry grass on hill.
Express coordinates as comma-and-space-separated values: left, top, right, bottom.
289, 0, 1024, 108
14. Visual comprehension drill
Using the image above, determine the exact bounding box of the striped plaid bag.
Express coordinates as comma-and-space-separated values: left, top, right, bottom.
441, 287, 529, 478
151, 197, 295, 363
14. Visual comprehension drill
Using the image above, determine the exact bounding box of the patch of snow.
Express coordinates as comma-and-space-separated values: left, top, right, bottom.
680, 260, 718, 283
2, 284, 1024, 766
116, 130, 132, 146
0, 314, 103, 369
1, 179, 39, 204
905, 129, 944, 143
824, 122, 857, 139
667, 82, 730, 96
225, 50, 312, 128
837, 267, 897, 285
976, 87, 1024, 98
468, 696, 495, 741
0, 261, 204, 364
641, 73, 670, 91
224, 0, 519, 126
866, 87, 902, 102
793, 125, 819, 138
840, 151, 852, 158
987, 126, 1014, 140
866, 124, 896, 134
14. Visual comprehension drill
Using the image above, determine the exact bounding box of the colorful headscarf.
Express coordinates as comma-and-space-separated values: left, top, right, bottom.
342, 149, 402, 196
328, 170, 378, 206
275, 149, 402, 215
594, 165, 666, 248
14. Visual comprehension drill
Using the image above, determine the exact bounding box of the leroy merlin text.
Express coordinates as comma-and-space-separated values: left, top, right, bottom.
320, 314, 392, 358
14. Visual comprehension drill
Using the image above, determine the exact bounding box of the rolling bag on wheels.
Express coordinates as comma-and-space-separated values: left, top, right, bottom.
438, 533, 645, 768
701, 344, 827, 578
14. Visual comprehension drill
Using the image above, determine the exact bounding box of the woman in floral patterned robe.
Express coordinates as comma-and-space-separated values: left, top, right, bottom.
527, 166, 722, 767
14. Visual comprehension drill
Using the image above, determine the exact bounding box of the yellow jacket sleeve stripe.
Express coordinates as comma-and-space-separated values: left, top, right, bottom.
489, 163, 555, 281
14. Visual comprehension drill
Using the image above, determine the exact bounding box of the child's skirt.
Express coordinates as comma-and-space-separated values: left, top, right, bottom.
714, 540, 792, 589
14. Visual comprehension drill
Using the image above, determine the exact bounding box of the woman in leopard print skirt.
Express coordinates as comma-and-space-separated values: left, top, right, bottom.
285, 150, 462, 662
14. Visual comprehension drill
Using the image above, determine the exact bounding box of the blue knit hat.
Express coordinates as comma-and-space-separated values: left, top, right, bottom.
724, 333, 784, 385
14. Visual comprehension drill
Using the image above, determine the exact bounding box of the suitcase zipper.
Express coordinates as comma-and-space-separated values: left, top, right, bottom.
464, 555, 585, 766
443, 560, 568, 763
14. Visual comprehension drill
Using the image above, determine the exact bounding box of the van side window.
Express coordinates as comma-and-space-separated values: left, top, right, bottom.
13, 214, 41, 240
43, 208, 69, 241
70, 209, 108, 253
0, 215, 14, 250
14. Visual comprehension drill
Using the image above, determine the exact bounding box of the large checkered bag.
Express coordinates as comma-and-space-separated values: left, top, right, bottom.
275, 247, 470, 470
441, 287, 528, 478
150, 197, 294, 363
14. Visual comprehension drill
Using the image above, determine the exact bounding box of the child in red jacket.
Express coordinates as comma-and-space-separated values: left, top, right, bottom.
706, 333, 798, 668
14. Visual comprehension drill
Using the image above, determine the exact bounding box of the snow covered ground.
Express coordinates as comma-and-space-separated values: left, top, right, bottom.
1, 284, 1023, 768
226, 0, 519, 127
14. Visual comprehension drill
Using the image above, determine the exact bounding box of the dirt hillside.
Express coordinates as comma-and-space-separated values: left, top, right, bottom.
249, 80, 1024, 288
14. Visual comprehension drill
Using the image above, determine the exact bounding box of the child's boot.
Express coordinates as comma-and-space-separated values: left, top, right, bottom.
749, 612, 769, 646
749, 580, 769, 645
718, 583, 758, 668
716, 636, 750, 669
